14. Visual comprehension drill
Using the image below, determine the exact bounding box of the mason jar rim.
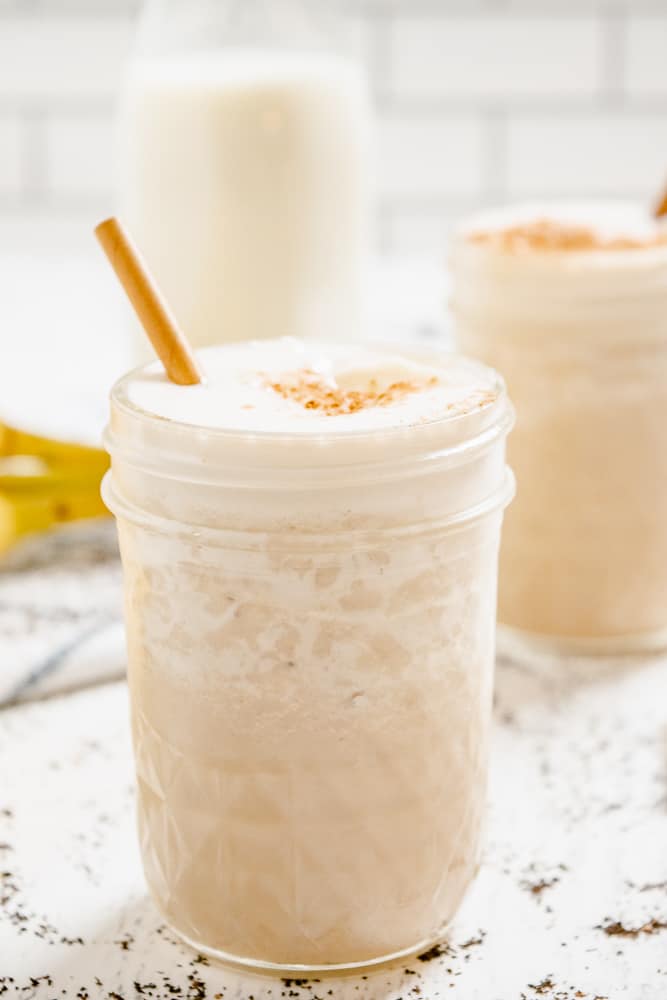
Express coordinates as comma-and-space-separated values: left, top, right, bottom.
108, 347, 506, 440
104, 346, 514, 487
101, 466, 516, 549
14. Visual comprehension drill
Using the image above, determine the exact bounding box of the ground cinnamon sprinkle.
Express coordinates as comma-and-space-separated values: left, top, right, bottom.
265, 369, 496, 418
468, 218, 667, 253
598, 918, 667, 937
265, 369, 439, 416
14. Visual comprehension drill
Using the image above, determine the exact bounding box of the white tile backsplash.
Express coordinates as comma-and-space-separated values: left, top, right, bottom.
0, 114, 22, 196
0, 16, 133, 100
44, 112, 115, 198
507, 112, 667, 198
377, 112, 484, 199
625, 17, 667, 97
389, 16, 602, 101
1, 2, 666, 253
385, 208, 465, 256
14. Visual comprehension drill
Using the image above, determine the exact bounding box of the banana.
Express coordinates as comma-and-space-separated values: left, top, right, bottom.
0, 421, 110, 554
0, 484, 109, 553
0, 422, 109, 475
0, 464, 106, 494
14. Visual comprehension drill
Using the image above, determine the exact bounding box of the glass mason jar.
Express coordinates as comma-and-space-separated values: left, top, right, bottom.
117, 0, 372, 354
102, 346, 514, 971
450, 201, 667, 653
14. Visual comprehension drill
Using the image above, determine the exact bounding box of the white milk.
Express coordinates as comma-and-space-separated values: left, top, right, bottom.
119, 52, 371, 352
104, 339, 514, 970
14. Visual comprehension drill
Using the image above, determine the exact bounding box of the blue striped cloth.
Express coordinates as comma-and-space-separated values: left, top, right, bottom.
0, 520, 126, 706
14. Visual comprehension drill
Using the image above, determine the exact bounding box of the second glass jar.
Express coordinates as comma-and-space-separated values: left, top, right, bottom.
451, 203, 667, 652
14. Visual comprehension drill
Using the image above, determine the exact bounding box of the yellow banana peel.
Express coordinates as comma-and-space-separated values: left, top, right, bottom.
0, 422, 110, 555
0, 423, 109, 475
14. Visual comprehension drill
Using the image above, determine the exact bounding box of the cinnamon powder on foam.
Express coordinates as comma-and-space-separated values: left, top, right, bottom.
265, 369, 497, 419
467, 218, 667, 253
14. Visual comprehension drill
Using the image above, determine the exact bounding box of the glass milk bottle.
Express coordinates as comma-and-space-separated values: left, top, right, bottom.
118, 0, 372, 352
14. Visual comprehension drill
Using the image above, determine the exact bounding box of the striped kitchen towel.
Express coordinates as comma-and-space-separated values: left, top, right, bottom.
0, 520, 126, 706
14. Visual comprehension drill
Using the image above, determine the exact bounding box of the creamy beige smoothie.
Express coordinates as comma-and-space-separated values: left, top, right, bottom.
451, 202, 667, 648
119, 52, 370, 353
103, 339, 513, 970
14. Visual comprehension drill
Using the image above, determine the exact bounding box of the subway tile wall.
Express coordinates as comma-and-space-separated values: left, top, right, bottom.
0, 0, 666, 255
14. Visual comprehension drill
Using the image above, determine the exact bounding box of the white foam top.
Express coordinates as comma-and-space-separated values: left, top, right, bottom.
461, 200, 666, 246
452, 201, 667, 294
123, 339, 498, 436
458, 199, 667, 269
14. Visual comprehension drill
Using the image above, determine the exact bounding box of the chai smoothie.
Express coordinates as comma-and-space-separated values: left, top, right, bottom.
103, 339, 514, 969
451, 201, 667, 650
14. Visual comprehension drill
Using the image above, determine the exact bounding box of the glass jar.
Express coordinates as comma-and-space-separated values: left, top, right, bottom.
117, 0, 372, 353
450, 201, 667, 653
102, 345, 514, 971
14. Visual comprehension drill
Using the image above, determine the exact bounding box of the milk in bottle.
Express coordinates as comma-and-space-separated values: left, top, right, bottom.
118, 1, 372, 352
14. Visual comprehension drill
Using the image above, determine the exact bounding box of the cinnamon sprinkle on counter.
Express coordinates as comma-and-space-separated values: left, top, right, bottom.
598, 918, 667, 938
467, 218, 667, 253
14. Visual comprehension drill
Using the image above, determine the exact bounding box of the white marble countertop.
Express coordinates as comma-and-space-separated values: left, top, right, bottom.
1, 544, 667, 999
